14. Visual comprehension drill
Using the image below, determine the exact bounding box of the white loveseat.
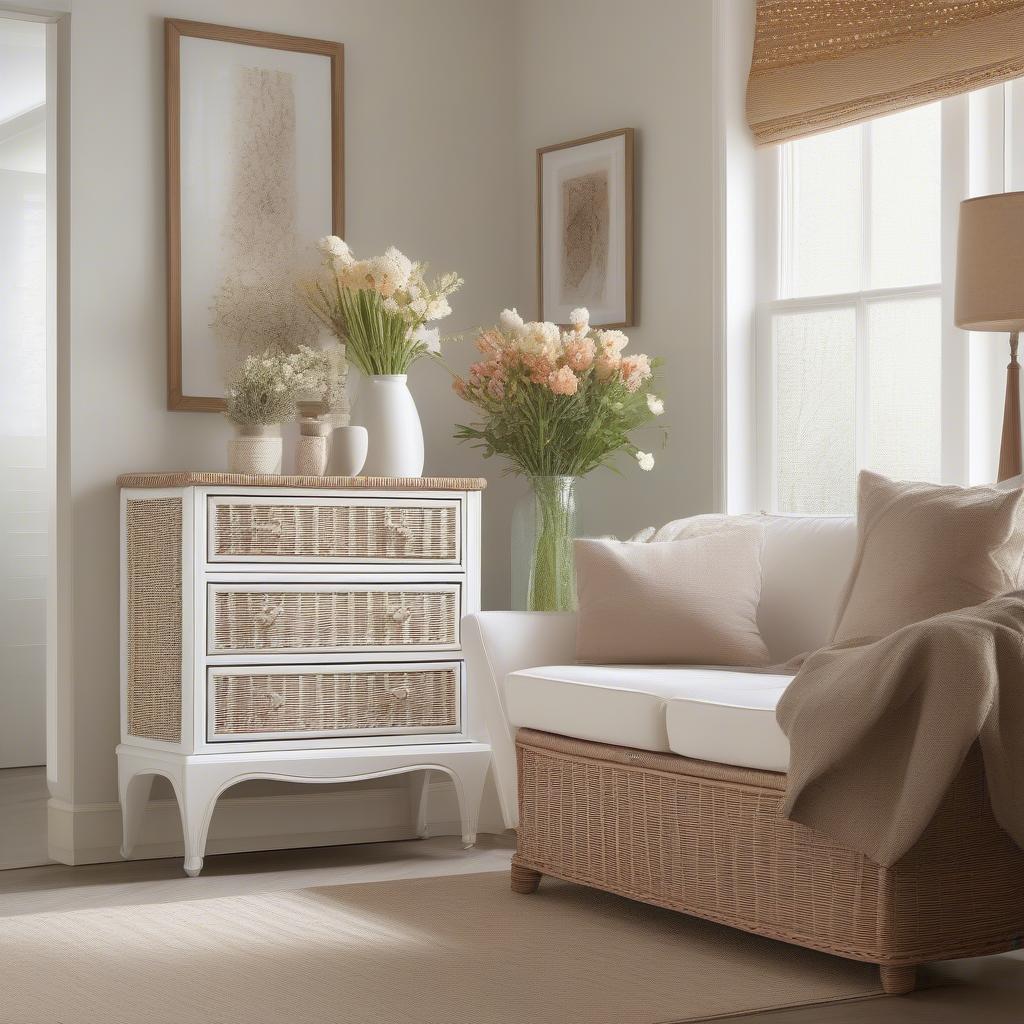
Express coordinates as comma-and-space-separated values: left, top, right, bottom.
464, 512, 858, 827
464, 508, 1024, 995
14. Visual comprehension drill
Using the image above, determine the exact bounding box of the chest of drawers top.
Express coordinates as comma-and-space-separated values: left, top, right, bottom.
116, 473, 487, 490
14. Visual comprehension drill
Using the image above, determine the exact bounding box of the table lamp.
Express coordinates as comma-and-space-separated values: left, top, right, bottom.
955, 191, 1024, 482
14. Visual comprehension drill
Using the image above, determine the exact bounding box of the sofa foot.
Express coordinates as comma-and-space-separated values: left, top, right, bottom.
510, 862, 542, 894
880, 965, 917, 995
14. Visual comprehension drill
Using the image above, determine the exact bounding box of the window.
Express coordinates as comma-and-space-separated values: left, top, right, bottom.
757, 101, 961, 513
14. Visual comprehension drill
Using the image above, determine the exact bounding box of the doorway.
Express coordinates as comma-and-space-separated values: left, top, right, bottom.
0, 12, 50, 869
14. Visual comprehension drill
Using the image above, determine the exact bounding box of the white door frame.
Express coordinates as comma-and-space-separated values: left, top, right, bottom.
0, 4, 72, 851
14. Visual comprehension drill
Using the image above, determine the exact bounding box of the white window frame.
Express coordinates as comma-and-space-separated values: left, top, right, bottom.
754, 97, 969, 513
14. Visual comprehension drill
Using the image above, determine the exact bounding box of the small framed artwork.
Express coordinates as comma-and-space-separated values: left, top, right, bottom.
165, 19, 344, 411
537, 127, 635, 329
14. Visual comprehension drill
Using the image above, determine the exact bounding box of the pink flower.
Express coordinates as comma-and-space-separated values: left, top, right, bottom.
594, 352, 621, 381
619, 353, 652, 392
475, 329, 504, 356
486, 376, 505, 400
523, 353, 555, 385
470, 360, 501, 380
452, 377, 469, 398
547, 366, 579, 396
562, 336, 595, 373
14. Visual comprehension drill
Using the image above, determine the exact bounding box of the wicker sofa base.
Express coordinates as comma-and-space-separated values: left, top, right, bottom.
513, 728, 1024, 995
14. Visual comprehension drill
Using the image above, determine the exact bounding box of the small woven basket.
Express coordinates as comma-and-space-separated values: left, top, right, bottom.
295, 418, 330, 476
228, 424, 282, 475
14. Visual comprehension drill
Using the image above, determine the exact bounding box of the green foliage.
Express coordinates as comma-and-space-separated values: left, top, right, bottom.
454, 362, 663, 478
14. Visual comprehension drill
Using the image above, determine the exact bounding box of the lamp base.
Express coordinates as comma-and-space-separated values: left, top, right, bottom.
998, 331, 1022, 483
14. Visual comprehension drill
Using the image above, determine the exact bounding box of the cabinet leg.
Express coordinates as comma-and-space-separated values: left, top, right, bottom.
445, 758, 487, 850
178, 777, 220, 879
408, 770, 431, 839
880, 965, 917, 995
119, 771, 155, 860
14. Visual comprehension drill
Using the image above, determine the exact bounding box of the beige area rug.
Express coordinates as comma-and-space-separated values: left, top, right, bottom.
1, 870, 882, 1024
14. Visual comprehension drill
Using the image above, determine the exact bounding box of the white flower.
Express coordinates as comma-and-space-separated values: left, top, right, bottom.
410, 297, 428, 317
520, 320, 561, 358
646, 393, 665, 416
317, 236, 353, 269
317, 235, 348, 259
636, 451, 655, 472
366, 247, 413, 297
425, 296, 452, 320
411, 325, 441, 354
569, 307, 589, 331
382, 296, 400, 314
500, 307, 525, 335
597, 329, 629, 356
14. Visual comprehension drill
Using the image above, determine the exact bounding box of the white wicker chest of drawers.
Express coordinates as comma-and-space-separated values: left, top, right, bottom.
117, 472, 492, 877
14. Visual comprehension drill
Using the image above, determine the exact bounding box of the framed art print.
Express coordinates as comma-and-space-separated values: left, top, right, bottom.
537, 127, 635, 329
165, 19, 343, 411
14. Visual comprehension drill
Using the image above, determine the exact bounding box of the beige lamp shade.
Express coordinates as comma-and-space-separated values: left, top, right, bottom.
955, 192, 1024, 332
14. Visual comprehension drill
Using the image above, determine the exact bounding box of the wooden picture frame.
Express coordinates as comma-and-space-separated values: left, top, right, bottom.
165, 19, 344, 411
537, 127, 635, 329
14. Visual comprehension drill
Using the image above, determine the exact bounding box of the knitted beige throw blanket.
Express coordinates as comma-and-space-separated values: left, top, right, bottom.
777, 593, 1024, 866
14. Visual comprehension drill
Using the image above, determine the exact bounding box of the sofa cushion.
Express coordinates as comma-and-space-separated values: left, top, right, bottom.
648, 513, 857, 662
504, 663, 794, 759
574, 527, 770, 666
833, 471, 1024, 643
666, 675, 792, 772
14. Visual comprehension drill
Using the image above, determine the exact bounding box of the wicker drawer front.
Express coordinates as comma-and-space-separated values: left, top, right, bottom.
208, 497, 461, 564
209, 584, 461, 654
208, 664, 462, 741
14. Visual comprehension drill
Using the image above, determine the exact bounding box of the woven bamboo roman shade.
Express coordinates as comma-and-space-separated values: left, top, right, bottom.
747, 0, 1024, 145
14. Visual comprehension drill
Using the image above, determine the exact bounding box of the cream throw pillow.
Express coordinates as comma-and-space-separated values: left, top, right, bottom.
832, 470, 1024, 644
574, 525, 770, 666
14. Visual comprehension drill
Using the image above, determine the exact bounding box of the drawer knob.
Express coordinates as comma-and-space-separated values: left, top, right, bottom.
387, 605, 413, 624
255, 519, 283, 536
267, 691, 286, 709
388, 523, 412, 541
254, 596, 284, 628
388, 685, 411, 700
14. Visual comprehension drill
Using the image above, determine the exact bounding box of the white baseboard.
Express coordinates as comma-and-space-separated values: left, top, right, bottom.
47, 778, 500, 866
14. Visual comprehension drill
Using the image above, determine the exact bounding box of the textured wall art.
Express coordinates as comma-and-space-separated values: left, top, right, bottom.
166, 20, 343, 411
538, 128, 634, 328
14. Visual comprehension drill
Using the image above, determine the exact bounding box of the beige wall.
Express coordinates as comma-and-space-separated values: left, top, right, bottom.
66, 0, 520, 816
56, 0, 718, 855
514, 0, 718, 540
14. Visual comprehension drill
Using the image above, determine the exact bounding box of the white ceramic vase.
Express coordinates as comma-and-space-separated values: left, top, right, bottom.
228, 424, 282, 475
332, 425, 369, 477
351, 374, 425, 477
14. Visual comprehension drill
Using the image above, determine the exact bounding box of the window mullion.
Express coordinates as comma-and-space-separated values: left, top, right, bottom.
861, 121, 872, 292
855, 298, 870, 474
858, 122, 872, 474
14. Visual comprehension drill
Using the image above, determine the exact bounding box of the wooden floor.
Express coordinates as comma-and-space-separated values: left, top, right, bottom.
1, 834, 1023, 1021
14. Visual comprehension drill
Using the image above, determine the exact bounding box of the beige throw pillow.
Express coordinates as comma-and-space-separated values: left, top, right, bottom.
574, 525, 771, 666
832, 470, 1024, 644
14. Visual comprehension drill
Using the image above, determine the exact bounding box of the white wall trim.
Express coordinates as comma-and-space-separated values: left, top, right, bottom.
47, 779, 486, 866
711, 0, 759, 515
44, 11, 74, 827
710, 0, 727, 515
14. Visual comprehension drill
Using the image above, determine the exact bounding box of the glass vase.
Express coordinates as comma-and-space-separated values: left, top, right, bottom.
512, 476, 580, 612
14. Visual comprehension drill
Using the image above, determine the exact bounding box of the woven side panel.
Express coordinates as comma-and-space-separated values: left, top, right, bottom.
212, 503, 458, 561
515, 737, 1024, 964
212, 589, 458, 652
126, 498, 182, 743
210, 667, 459, 738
